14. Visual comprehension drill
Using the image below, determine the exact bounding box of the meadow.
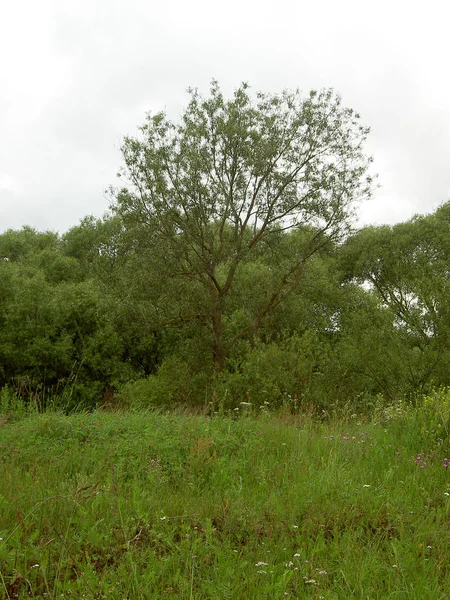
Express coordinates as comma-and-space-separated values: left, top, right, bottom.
0, 398, 450, 599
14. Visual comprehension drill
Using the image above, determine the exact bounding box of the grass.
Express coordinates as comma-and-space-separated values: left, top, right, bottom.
0, 405, 449, 599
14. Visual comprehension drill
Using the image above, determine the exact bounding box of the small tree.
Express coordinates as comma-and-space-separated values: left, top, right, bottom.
112, 81, 374, 372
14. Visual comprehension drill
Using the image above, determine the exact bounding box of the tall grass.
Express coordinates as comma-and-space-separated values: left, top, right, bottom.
0, 398, 449, 598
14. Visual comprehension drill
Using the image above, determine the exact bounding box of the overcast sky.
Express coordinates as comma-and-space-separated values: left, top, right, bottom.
1, 0, 449, 234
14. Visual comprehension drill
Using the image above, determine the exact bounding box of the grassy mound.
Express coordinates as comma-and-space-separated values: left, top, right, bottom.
0, 408, 449, 598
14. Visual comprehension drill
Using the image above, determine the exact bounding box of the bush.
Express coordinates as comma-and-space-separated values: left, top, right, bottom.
118, 356, 194, 408
214, 333, 326, 411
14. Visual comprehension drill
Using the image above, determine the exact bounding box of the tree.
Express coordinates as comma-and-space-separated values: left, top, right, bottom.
0, 225, 134, 406
339, 201, 450, 392
111, 81, 374, 372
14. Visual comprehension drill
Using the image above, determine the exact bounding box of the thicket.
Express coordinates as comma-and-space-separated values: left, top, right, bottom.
1, 201, 449, 412
1, 82, 449, 412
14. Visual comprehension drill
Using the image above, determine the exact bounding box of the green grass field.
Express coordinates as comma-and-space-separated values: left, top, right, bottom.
1, 405, 449, 599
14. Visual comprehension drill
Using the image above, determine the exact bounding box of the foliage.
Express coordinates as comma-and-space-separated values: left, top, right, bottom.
118, 356, 194, 408
112, 81, 373, 371
0, 225, 136, 407
339, 202, 450, 393
0, 85, 449, 410
213, 331, 328, 410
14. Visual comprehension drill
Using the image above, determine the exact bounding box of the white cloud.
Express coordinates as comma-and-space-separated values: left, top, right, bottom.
1, 0, 449, 232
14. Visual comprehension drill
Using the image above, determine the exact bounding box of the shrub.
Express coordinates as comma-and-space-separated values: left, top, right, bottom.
214, 333, 326, 411
118, 356, 194, 408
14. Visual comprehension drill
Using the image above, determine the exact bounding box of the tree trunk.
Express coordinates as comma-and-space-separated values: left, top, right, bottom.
211, 298, 225, 373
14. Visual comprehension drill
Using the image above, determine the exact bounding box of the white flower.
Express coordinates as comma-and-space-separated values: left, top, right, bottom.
160, 516, 166, 521
304, 579, 316, 584
255, 561, 268, 567
257, 570, 267, 574
294, 553, 301, 557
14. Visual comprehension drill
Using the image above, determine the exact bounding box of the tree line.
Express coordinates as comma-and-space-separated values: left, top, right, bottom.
1, 82, 448, 411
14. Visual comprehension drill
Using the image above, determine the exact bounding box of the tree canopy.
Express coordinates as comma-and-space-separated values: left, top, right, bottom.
112, 81, 374, 371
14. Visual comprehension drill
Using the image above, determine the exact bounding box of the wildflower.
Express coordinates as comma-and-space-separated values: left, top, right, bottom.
318, 570, 328, 576
293, 525, 299, 529
294, 553, 301, 557
304, 579, 316, 584
31, 564, 39, 568
240, 402, 252, 406
444, 493, 450, 497
257, 570, 267, 575
286, 561, 294, 567
160, 516, 166, 521
255, 562, 268, 567
233, 407, 239, 411
392, 564, 398, 569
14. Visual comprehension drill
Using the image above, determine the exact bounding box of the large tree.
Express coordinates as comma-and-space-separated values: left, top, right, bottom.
340, 201, 450, 392
112, 81, 374, 372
